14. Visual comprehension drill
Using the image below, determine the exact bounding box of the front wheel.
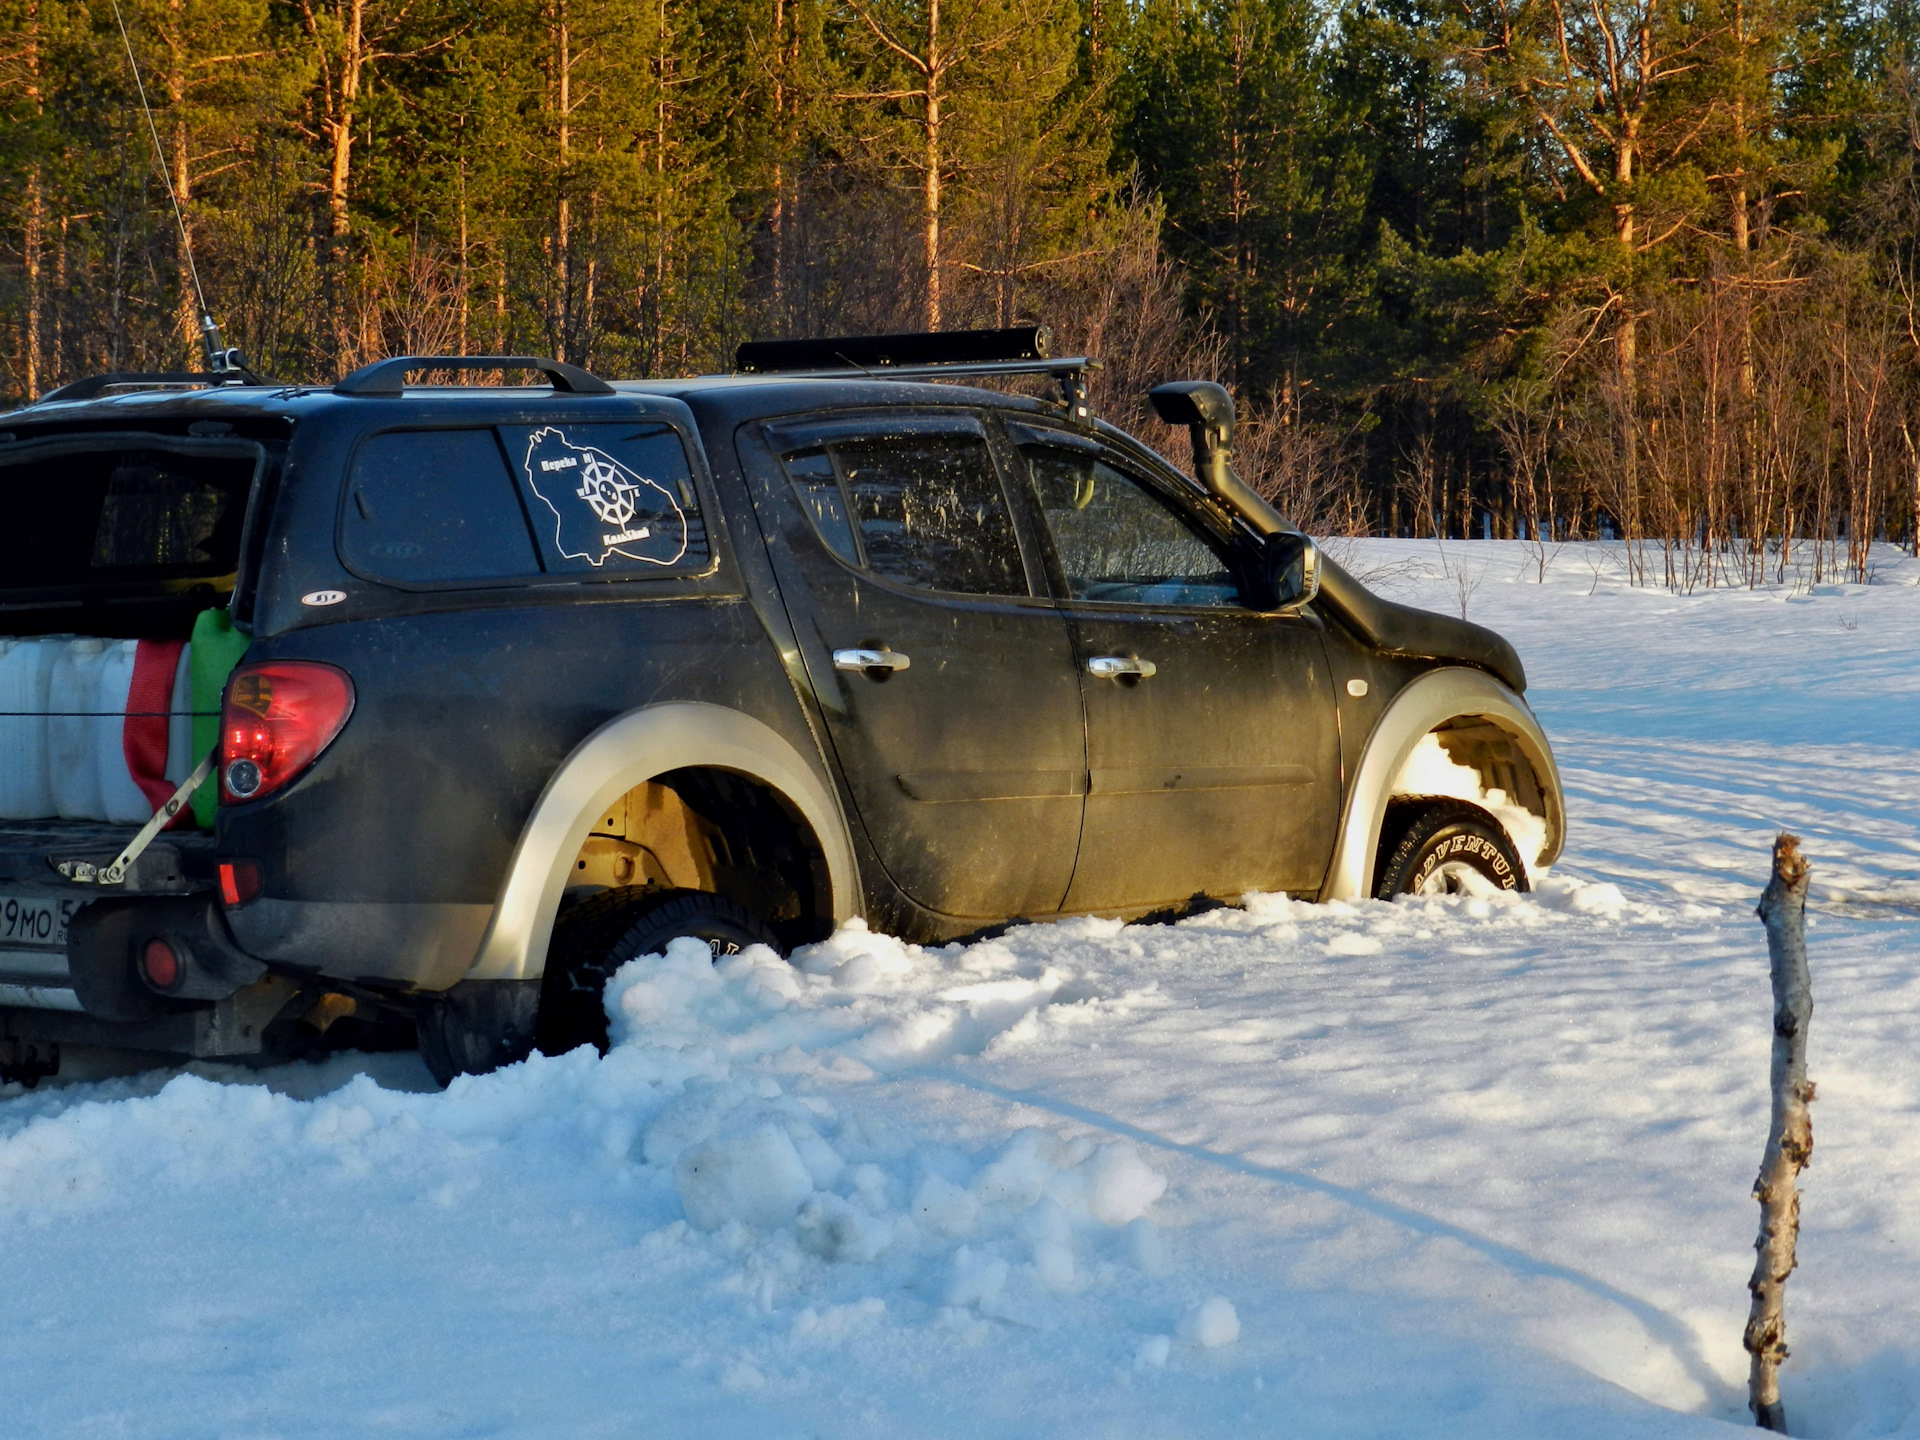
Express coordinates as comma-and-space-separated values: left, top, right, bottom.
1374, 801, 1529, 899
537, 887, 780, 1056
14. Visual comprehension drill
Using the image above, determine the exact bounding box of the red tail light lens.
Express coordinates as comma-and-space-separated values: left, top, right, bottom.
139, 938, 182, 991
220, 661, 355, 805
218, 860, 262, 907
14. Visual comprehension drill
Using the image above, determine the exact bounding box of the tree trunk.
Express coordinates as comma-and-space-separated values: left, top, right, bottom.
53, 210, 67, 377
554, 0, 572, 359
309, 0, 370, 368
1909, 419, 1920, 557
22, 167, 41, 398
923, 2, 942, 333
456, 163, 470, 355
769, 0, 788, 320
1745, 832, 1814, 1433
493, 250, 507, 352
165, 0, 199, 364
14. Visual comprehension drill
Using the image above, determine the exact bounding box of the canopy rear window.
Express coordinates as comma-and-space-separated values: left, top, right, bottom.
0, 435, 261, 598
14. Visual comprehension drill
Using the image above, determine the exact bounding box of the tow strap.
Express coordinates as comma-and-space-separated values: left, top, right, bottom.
56, 749, 217, 886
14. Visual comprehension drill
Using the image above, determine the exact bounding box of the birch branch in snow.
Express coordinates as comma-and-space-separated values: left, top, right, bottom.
1745, 832, 1815, 1433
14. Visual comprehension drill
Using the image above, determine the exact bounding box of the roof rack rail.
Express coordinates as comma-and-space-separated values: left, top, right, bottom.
732, 327, 1100, 424
334, 355, 615, 397
37, 369, 275, 403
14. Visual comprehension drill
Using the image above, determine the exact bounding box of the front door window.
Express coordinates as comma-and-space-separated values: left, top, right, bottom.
1027, 451, 1242, 608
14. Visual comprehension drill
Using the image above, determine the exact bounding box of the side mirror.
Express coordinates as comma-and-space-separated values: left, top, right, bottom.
1250, 532, 1320, 611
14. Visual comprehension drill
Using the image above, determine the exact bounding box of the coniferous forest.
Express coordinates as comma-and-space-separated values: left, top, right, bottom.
5, 0, 1920, 580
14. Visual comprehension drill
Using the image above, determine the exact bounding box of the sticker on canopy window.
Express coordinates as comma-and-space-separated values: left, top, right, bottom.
519, 426, 690, 568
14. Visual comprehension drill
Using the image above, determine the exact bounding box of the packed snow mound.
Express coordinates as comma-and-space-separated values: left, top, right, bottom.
1393, 730, 1551, 877
0, 917, 1217, 1407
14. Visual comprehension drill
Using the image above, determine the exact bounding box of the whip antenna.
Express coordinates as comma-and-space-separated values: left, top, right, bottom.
108, 0, 239, 373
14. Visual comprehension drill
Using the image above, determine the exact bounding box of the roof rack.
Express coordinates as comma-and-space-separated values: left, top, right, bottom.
732, 327, 1099, 424
334, 355, 615, 397
37, 369, 275, 403
736, 325, 1055, 372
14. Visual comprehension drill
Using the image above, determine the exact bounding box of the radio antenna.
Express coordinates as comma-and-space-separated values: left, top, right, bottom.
108, 0, 237, 373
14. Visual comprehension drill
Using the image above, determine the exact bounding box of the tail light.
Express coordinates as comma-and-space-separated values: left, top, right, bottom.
139, 937, 182, 991
220, 661, 355, 805
218, 860, 262, 907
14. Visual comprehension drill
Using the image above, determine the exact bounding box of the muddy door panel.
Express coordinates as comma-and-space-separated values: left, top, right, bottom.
1065, 608, 1338, 908
1014, 435, 1339, 910
738, 415, 1083, 919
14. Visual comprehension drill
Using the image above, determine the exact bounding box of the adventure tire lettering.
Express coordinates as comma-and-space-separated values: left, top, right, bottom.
1374, 799, 1530, 899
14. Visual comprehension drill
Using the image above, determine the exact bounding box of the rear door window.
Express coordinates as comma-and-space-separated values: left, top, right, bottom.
501, 422, 708, 575
773, 422, 1026, 596
343, 429, 540, 585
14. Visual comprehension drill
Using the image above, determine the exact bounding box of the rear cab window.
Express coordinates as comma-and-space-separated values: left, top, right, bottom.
343, 429, 538, 584
340, 418, 711, 590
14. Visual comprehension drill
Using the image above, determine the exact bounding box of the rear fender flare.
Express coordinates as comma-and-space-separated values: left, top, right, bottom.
1321, 668, 1564, 901
462, 702, 859, 982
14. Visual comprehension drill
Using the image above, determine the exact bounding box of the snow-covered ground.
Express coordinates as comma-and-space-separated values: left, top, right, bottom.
5, 540, 1919, 1440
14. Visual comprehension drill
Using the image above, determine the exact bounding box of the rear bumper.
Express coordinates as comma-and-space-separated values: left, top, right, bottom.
0, 889, 304, 1060
227, 899, 493, 991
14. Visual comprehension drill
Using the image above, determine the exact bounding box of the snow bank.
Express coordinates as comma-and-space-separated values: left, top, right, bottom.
8, 540, 1920, 1438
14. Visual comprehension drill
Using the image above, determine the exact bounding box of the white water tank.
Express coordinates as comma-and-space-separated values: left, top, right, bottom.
48, 638, 109, 820
0, 639, 57, 818
96, 639, 150, 824
165, 643, 195, 784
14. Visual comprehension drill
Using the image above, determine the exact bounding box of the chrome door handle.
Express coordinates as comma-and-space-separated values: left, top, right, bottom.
1087, 655, 1157, 679
833, 647, 912, 674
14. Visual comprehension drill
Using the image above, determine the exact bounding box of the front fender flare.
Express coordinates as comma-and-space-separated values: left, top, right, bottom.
461, 702, 859, 982
1321, 668, 1563, 902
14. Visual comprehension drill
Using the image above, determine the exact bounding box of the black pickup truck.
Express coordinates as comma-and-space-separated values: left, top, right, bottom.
0, 330, 1562, 1085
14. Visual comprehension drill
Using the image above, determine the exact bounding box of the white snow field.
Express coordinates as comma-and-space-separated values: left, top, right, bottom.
4, 539, 1920, 1440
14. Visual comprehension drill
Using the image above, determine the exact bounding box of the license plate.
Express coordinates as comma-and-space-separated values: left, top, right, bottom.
0, 893, 79, 950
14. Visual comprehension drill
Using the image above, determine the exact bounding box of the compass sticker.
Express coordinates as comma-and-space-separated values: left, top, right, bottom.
519, 426, 690, 568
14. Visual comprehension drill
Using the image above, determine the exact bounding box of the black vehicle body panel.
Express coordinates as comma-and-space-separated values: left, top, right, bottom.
0, 367, 1557, 1059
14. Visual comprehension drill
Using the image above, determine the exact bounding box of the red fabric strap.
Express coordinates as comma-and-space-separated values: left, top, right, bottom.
124, 638, 187, 819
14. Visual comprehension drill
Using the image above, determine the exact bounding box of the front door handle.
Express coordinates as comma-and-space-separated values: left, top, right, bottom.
1087, 655, 1157, 680
833, 646, 913, 675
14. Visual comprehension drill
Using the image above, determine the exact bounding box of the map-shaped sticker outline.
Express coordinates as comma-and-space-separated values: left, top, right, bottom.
520, 426, 691, 569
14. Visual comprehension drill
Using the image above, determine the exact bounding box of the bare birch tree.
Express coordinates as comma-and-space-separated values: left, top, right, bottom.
1744, 831, 1813, 1432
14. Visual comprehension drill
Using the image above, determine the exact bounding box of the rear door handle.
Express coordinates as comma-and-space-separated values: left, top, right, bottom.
833, 647, 912, 674
1087, 655, 1157, 679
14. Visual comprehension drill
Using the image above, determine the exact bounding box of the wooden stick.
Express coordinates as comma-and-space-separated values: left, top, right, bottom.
1745, 832, 1815, 1431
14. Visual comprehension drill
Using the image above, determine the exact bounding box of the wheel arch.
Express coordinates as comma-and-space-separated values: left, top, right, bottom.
461, 702, 859, 983
1321, 667, 1564, 902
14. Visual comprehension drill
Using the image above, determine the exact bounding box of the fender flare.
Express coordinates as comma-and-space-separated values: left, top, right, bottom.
1320, 667, 1564, 902
461, 702, 860, 982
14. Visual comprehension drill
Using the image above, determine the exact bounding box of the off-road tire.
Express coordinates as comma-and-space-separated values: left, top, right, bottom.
415, 978, 543, 1086
536, 887, 780, 1056
1374, 800, 1529, 899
